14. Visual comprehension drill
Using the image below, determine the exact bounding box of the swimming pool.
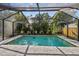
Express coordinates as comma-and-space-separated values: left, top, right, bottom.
6, 35, 75, 47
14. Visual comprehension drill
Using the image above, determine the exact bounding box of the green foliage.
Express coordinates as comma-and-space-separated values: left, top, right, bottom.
15, 12, 28, 34
41, 20, 49, 34
32, 13, 50, 34
15, 12, 26, 21
16, 23, 22, 34
50, 11, 73, 34
15, 11, 73, 35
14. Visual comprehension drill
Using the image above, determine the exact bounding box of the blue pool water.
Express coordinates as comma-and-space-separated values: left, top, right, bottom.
6, 35, 75, 47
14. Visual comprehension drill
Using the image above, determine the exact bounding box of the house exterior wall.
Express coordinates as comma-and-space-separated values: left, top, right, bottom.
4, 21, 12, 36
4, 16, 16, 37
0, 21, 2, 36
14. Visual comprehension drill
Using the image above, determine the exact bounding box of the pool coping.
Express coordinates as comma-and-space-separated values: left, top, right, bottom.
0, 35, 56, 45
0, 35, 23, 45
57, 35, 79, 47
0, 35, 79, 56
0, 35, 79, 47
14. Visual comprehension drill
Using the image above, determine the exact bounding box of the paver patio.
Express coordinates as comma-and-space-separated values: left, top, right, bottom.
0, 45, 79, 56
58, 47, 79, 56
26, 46, 63, 55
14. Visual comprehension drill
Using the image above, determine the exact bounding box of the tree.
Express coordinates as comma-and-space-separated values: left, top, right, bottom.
32, 13, 50, 34
15, 12, 28, 34
50, 11, 73, 34
41, 20, 49, 34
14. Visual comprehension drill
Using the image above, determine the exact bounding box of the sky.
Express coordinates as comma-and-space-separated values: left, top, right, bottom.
23, 11, 57, 17
1, 3, 75, 17
75, 10, 79, 18
22, 9, 79, 18
1, 3, 79, 18
4, 3, 57, 17
3, 3, 72, 7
